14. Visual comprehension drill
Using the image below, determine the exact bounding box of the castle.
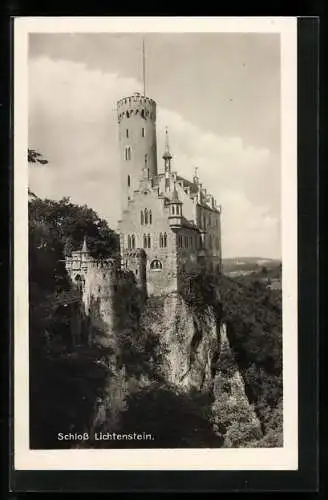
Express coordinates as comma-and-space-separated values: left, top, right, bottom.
66, 90, 222, 298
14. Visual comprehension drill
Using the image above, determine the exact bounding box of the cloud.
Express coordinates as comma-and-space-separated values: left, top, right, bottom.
28, 56, 280, 258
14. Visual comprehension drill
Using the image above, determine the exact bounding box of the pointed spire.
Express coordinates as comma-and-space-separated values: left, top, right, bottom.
193, 166, 200, 185
81, 235, 88, 253
163, 127, 172, 160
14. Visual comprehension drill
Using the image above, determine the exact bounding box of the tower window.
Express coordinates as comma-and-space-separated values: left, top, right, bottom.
147, 234, 151, 249
141, 210, 144, 225
141, 109, 145, 119
143, 234, 147, 249
144, 208, 148, 225
126, 129, 129, 138
149, 210, 152, 224
159, 233, 163, 248
127, 175, 130, 187
124, 146, 132, 161
127, 235, 131, 249
172, 205, 175, 215
142, 127, 145, 137
164, 232, 167, 248
131, 234, 136, 249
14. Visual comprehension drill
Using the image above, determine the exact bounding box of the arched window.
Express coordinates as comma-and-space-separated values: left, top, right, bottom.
159, 233, 163, 248
164, 232, 167, 248
144, 208, 148, 225
131, 234, 136, 249
142, 127, 145, 137
126, 129, 129, 138
149, 210, 152, 224
172, 205, 175, 215
141, 210, 144, 225
150, 259, 163, 270
147, 234, 151, 248
143, 234, 147, 248
127, 235, 131, 249
127, 174, 130, 187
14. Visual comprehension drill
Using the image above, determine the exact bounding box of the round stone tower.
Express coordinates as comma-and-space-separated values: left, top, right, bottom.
117, 92, 158, 212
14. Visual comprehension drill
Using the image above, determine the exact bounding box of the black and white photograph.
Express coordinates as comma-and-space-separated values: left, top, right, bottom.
14, 17, 298, 470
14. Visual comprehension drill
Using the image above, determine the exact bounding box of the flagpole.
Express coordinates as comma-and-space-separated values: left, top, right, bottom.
142, 38, 146, 96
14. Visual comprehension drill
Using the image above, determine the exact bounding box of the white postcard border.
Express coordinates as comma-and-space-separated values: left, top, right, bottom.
14, 16, 298, 471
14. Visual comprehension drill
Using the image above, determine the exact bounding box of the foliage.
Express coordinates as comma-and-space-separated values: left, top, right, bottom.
97, 384, 223, 448
29, 196, 119, 260
29, 195, 119, 448
113, 274, 165, 382
28, 148, 49, 165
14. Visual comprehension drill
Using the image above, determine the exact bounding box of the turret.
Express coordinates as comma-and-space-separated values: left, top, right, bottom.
168, 183, 183, 228
162, 127, 172, 192
117, 93, 158, 212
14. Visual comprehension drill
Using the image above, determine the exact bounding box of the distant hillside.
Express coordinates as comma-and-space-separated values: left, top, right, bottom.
222, 257, 281, 274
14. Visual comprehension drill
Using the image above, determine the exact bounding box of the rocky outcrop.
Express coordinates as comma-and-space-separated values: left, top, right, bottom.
140, 292, 220, 392
85, 289, 262, 447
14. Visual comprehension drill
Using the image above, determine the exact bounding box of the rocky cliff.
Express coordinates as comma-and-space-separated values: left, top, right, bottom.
85, 288, 263, 448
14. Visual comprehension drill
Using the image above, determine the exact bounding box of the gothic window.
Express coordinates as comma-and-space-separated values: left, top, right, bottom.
142, 127, 145, 137
143, 234, 147, 248
149, 210, 152, 224
164, 232, 167, 248
128, 174, 130, 187
147, 234, 151, 248
141, 210, 144, 225
159, 233, 163, 248
144, 208, 148, 224
131, 234, 136, 249
150, 259, 163, 270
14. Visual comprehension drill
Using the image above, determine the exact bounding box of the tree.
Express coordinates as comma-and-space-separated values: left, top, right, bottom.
28, 148, 49, 165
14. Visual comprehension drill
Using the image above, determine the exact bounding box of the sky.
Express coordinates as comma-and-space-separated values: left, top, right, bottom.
28, 32, 281, 259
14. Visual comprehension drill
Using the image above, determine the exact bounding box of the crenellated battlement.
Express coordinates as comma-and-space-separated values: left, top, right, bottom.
117, 93, 156, 123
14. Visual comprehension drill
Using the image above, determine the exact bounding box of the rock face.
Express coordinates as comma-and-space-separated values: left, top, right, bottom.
87, 290, 262, 447
140, 292, 220, 391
